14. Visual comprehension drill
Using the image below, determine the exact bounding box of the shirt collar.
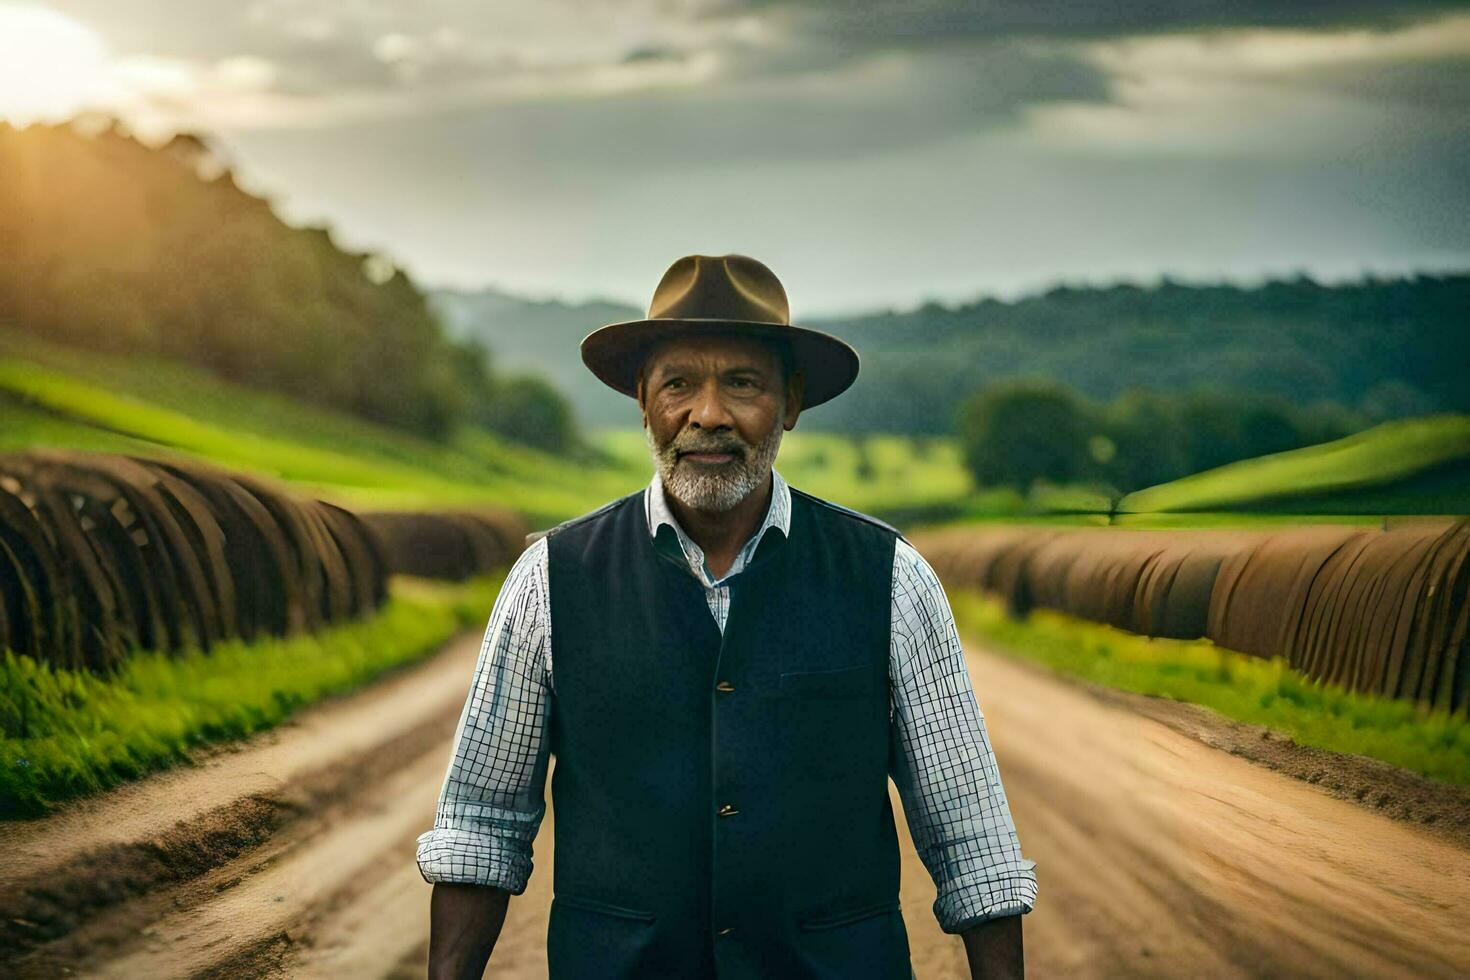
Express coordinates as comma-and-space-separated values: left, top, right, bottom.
646, 465, 791, 588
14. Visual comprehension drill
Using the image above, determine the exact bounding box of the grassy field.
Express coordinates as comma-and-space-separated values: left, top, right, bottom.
0, 331, 645, 524
1118, 414, 1470, 515
4, 325, 1464, 531
916, 414, 1470, 532
0, 573, 504, 817
953, 589, 1470, 787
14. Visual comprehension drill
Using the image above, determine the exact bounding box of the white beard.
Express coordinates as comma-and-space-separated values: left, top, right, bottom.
646, 414, 785, 513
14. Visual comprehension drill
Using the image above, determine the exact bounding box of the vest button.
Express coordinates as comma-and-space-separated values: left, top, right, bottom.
717, 803, 739, 817
715, 680, 735, 692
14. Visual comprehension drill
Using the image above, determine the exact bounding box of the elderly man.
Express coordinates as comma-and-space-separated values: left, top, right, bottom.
415, 254, 1037, 979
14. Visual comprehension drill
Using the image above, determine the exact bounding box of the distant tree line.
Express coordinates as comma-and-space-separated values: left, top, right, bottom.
955, 378, 1376, 495
0, 120, 577, 454
809, 272, 1468, 437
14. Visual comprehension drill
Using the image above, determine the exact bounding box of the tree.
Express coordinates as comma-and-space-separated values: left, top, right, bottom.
1102, 387, 1190, 492
1360, 379, 1433, 422
479, 374, 577, 455
1238, 395, 1302, 460
956, 380, 1095, 491
1297, 400, 1367, 445
1177, 388, 1248, 474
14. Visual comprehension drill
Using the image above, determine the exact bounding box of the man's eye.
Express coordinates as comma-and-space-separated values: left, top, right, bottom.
665, 378, 684, 389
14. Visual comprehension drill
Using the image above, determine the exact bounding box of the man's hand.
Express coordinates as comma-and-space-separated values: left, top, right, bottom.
427, 882, 511, 980
960, 912, 1024, 980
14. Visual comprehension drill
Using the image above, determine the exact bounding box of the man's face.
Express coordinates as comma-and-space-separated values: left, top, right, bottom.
638, 333, 802, 513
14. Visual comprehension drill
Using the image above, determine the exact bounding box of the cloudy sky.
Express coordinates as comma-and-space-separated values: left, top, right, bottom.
2, 0, 1467, 313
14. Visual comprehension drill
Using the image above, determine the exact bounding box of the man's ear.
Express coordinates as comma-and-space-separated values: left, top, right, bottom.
783, 369, 805, 430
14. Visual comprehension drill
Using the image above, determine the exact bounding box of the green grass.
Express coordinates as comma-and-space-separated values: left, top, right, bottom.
0, 398, 184, 457
0, 346, 645, 523
0, 572, 504, 818
1119, 414, 1470, 514
952, 589, 1470, 787
6, 324, 1464, 532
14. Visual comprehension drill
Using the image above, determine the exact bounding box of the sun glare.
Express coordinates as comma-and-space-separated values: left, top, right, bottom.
0, 3, 111, 125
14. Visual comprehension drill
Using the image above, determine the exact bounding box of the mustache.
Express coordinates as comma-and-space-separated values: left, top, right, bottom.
672, 437, 746, 456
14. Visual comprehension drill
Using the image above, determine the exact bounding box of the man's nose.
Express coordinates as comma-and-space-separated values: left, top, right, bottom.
688, 378, 734, 430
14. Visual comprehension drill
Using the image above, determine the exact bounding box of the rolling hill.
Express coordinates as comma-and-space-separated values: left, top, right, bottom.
1118, 414, 1470, 517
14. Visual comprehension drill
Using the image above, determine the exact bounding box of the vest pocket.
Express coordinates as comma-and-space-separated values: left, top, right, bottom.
548, 894, 661, 978
800, 898, 903, 931
779, 662, 877, 698
777, 663, 885, 782
553, 893, 657, 922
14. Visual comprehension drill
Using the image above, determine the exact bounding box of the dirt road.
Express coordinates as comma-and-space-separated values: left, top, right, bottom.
3, 628, 1467, 978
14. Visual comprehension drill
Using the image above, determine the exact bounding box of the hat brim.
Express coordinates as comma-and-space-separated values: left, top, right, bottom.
580, 318, 860, 411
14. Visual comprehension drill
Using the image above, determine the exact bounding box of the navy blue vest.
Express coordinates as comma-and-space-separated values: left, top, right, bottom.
543, 485, 913, 979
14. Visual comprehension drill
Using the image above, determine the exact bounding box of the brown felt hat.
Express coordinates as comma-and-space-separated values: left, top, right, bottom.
580, 254, 860, 410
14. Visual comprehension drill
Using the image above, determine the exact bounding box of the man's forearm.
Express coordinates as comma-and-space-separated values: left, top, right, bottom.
427, 882, 511, 980
961, 912, 1024, 980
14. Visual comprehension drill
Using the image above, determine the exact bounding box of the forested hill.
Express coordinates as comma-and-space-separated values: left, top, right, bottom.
816, 275, 1468, 433
435, 272, 1468, 434
433, 289, 643, 428
0, 119, 517, 443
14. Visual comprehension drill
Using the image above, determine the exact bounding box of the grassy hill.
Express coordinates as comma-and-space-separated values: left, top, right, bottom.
1118, 415, 1470, 517
0, 120, 585, 455
0, 121, 470, 437
0, 325, 640, 523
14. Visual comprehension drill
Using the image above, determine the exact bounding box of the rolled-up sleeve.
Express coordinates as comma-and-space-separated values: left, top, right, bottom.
888, 538, 1038, 933
415, 536, 553, 893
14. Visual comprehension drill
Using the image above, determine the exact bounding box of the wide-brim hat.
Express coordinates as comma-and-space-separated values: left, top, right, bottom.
580, 254, 859, 411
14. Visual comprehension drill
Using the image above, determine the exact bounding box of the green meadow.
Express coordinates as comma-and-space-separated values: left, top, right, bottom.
1117, 414, 1470, 516
8, 324, 1461, 530
930, 413, 1469, 530
0, 327, 642, 524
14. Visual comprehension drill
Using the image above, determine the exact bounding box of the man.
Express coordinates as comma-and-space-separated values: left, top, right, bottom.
416, 254, 1037, 979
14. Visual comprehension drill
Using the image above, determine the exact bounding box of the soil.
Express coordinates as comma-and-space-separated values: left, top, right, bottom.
2, 628, 1466, 978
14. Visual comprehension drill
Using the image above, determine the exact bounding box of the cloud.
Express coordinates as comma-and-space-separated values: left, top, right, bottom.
709, 0, 1469, 44
21, 0, 1117, 147
12, 0, 1466, 202
1020, 15, 1470, 156
1301, 52, 1470, 106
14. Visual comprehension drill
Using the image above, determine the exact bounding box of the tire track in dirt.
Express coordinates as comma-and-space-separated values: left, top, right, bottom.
91, 737, 452, 978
